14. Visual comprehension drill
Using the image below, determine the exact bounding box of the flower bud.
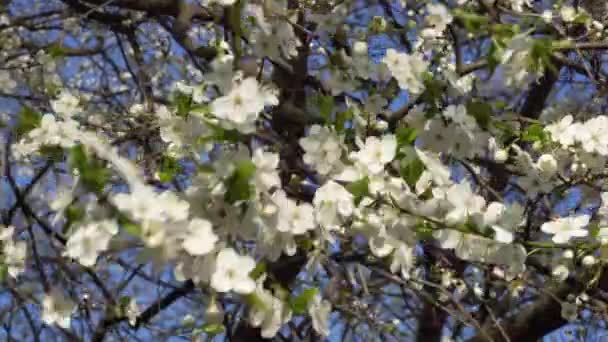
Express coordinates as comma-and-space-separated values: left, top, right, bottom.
494, 149, 508, 163
537, 154, 558, 178
552, 264, 569, 282
582, 255, 596, 267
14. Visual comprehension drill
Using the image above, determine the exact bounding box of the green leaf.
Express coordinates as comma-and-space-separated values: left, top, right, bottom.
190, 104, 210, 116
246, 292, 268, 311
400, 157, 425, 189
197, 122, 243, 145
192, 322, 225, 337
118, 214, 142, 237
229, 0, 245, 61
249, 261, 267, 280
200, 323, 225, 335
335, 109, 353, 132
346, 177, 369, 204
490, 23, 519, 39
396, 126, 418, 147
173, 92, 192, 118
48, 44, 66, 58
530, 38, 556, 73
590, 223, 600, 239
0, 264, 7, 283
317, 95, 335, 121
68, 145, 109, 193
521, 123, 547, 143
453, 9, 490, 33
39, 145, 64, 162
466, 100, 492, 130
224, 160, 256, 203
414, 220, 435, 241
420, 74, 444, 111
64, 205, 84, 231
289, 287, 318, 315
156, 155, 183, 183
15, 106, 41, 137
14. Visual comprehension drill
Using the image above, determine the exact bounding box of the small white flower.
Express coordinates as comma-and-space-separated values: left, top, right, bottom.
182, 218, 218, 256
552, 264, 569, 282
273, 190, 316, 235
484, 202, 523, 243
383, 49, 428, 95
126, 298, 140, 327
313, 181, 355, 231
210, 77, 278, 133
494, 149, 509, 163
252, 149, 281, 192
51, 91, 81, 119
41, 288, 76, 329
560, 6, 577, 22
541, 215, 590, 243
300, 125, 343, 176
444, 181, 486, 226
249, 277, 292, 338
582, 255, 596, 267
211, 248, 256, 294
308, 294, 331, 337
64, 220, 117, 267
536, 154, 558, 178
351, 135, 397, 175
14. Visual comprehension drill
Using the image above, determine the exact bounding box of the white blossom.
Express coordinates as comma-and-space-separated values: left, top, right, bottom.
41, 288, 76, 329
64, 220, 117, 267
383, 49, 428, 95
211, 248, 256, 294
210, 77, 278, 133
541, 215, 590, 243
313, 181, 355, 231
308, 293, 331, 337
182, 218, 218, 256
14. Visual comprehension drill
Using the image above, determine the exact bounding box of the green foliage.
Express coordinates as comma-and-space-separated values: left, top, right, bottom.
335, 108, 354, 132
197, 122, 243, 145
414, 220, 435, 241
400, 157, 425, 189
63, 205, 84, 232
466, 100, 493, 130
289, 287, 318, 314
346, 177, 369, 204
156, 155, 183, 183
529, 38, 557, 73
193, 323, 225, 336
0, 264, 7, 283
118, 214, 142, 237
38, 145, 65, 162
224, 160, 256, 203
453, 9, 490, 33
521, 123, 548, 143
420, 74, 444, 114
173, 92, 193, 118
396, 126, 418, 147
317, 94, 335, 121
15, 106, 41, 137
48, 44, 66, 58
68, 145, 109, 194
249, 261, 267, 280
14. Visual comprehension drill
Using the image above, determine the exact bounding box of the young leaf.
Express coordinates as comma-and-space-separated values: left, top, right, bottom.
224, 160, 256, 203
466, 100, 492, 130
346, 177, 369, 204
15, 106, 41, 137
68, 145, 109, 193
289, 287, 318, 314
